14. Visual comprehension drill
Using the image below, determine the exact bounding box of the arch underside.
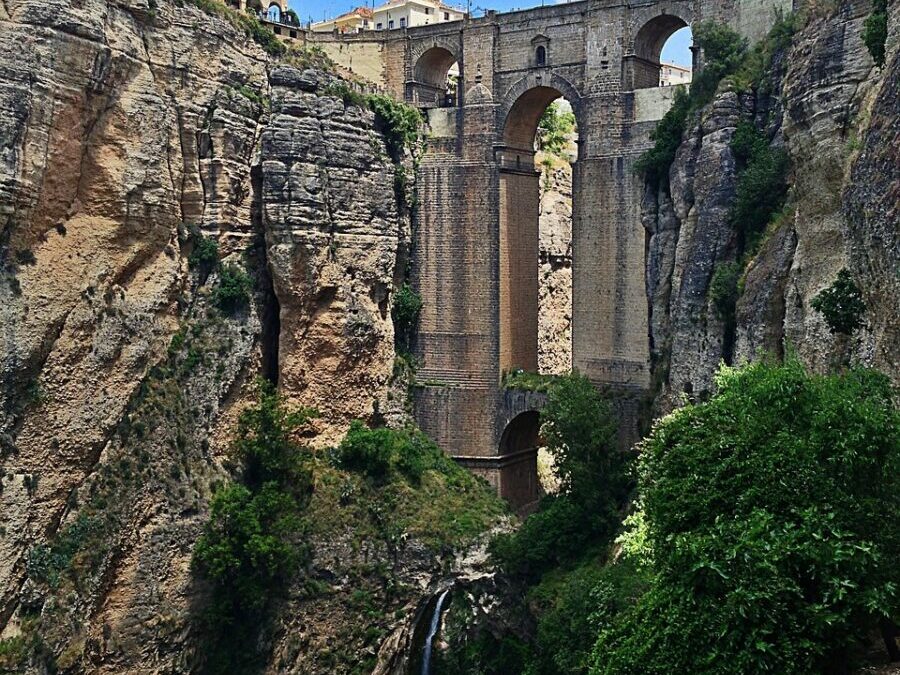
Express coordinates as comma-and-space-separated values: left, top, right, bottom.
632, 14, 690, 89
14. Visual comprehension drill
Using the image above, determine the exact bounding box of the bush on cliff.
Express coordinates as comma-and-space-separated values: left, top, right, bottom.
592, 360, 900, 674
336, 420, 443, 483
812, 269, 867, 335
863, 0, 888, 67
193, 381, 315, 673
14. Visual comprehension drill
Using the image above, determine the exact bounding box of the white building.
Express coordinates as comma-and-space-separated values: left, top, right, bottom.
311, 7, 373, 33
659, 61, 692, 87
371, 0, 465, 30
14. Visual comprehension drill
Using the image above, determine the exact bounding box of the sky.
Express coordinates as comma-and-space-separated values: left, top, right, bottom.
295, 0, 694, 68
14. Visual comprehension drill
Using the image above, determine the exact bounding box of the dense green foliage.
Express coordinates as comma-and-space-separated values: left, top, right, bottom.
213, 264, 252, 313
729, 121, 790, 248
336, 420, 443, 484
392, 283, 422, 351
492, 373, 629, 580
367, 94, 424, 160
592, 360, 900, 674
812, 269, 867, 335
863, 0, 888, 67
709, 260, 742, 321
537, 101, 577, 157
193, 382, 315, 673
633, 86, 692, 187
188, 229, 220, 276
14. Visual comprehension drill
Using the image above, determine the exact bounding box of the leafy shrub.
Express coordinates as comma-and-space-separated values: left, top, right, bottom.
633, 86, 691, 186
188, 231, 219, 275
593, 360, 900, 675
529, 558, 650, 675
537, 101, 577, 157
367, 94, 423, 160
392, 283, 422, 350
26, 515, 105, 589
336, 421, 444, 483
193, 381, 313, 672
863, 0, 888, 67
708, 260, 742, 320
729, 123, 790, 247
812, 269, 867, 335
213, 264, 252, 313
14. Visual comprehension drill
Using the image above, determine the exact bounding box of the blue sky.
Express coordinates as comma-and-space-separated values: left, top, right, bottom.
295, 0, 694, 67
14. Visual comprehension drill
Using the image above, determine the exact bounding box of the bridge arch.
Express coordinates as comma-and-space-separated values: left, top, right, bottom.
629, 11, 694, 89
497, 72, 582, 151
410, 42, 460, 108
495, 78, 579, 376
497, 410, 542, 509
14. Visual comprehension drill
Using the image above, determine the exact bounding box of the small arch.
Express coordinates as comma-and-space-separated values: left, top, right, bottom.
266, 3, 281, 22
502, 85, 568, 152
631, 14, 691, 89
412, 46, 460, 108
498, 411, 542, 511
535, 45, 546, 66
499, 410, 540, 456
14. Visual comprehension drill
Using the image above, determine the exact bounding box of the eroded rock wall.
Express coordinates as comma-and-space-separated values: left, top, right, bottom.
646, 0, 899, 410
538, 157, 573, 376
0, 0, 407, 669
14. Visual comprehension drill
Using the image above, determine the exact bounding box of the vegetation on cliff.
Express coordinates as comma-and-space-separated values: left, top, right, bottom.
593, 360, 900, 674
193, 381, 316, 673
863, 0, 889, 67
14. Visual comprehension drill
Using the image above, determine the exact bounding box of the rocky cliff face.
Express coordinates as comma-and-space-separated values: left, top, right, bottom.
0, 0, 410, 669
538, 157, 573, 376
645, 0, 899, 410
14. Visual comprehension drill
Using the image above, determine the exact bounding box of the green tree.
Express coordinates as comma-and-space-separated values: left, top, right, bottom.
863, 0, 888, 67
593, 360, 900, 675
193, 381, 314, 672
812, 269, 867, 335
537, 101, 577, 157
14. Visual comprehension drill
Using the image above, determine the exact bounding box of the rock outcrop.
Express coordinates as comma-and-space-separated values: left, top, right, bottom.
645, 0, 899, 410
537, 156, 573, 376
0, 0, 409, 669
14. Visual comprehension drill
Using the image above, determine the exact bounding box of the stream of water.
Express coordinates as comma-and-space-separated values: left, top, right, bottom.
420, 588, 450, 675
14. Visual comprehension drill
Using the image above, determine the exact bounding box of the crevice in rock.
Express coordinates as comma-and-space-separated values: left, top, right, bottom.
250, 163, 279, 384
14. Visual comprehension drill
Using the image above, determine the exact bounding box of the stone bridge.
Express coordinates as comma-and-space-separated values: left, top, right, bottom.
306, 0, 789, 509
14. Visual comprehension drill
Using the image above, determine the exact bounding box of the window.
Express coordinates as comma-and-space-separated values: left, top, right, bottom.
274, 26, 282, 34
388, 19, 394, 28
400, 17, 405, 27
376, 22, 382, 29
290, 30, 297, 38
536, 45, 546, 66
443, 11, 449, 19
425, 6, 431, 13
363, 20, 368, 27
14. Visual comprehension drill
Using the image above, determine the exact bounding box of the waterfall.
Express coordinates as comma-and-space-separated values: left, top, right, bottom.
420, 588, 450, 675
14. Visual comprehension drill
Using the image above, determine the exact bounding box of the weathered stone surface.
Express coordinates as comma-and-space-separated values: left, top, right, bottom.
647, 0, 899, 409
537, 157, 572, 376
262, 66, 406, 446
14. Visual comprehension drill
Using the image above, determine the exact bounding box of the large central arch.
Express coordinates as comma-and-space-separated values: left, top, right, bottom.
497, 79, 580, 376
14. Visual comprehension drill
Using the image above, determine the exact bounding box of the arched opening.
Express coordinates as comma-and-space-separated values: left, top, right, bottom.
499, 86, 578, 377
535, 45, 547, 66
266, 3, 281, 22
412, 47, 459, 108
497, 411, 541, 509
632, 15, 692, 89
